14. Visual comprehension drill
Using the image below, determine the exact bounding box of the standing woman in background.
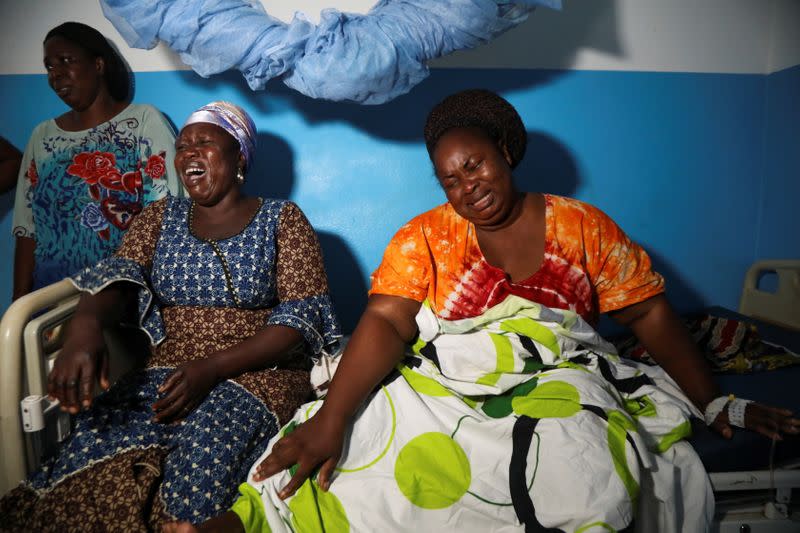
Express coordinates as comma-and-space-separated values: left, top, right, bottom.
12, 21, 183, 300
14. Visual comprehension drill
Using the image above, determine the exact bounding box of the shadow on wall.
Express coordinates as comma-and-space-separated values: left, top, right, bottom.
432, 0, 623, 72
240, 132, 367, 332
317, 232, 368, 333
647, 247, 707, 315
517, 130, 581, 197
241, 132, 295, 200
253, 70, 562, 142
171, 0, 620, 143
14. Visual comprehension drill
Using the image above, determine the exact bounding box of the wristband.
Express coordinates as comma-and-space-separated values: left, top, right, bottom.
703, 395, 731, 426
727, 397, 753, 428
703, 394, 753, 428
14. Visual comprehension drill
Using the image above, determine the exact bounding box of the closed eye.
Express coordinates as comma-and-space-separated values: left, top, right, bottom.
439, 176, 457, 189
465, 159, 483, 171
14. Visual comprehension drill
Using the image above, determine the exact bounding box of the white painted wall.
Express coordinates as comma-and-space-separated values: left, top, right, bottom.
767, 0, 800, 73
434, 0, 791, 74
0, 0, 187, 74
0, 0, 797, 76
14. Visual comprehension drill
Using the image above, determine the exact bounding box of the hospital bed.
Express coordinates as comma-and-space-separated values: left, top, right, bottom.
1, 261, 799, 531
693, 260, 800, 532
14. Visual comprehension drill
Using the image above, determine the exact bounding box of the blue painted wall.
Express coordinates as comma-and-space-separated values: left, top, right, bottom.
0, 66, 792, 332
757, 64, 800, 260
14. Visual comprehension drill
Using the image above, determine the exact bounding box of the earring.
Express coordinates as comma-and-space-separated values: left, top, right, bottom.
236, 168, 245, 185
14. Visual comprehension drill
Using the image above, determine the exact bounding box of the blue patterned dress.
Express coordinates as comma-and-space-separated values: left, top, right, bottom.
0, 197, 340, 531
13, 103, 184, 289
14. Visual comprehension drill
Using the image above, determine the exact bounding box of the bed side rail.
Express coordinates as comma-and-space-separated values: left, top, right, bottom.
739, 260, 800, 331
0, 279, 79, 496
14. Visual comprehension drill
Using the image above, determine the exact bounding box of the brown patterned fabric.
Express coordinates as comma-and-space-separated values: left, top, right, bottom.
149, 306, 272, 367
114, 197, 168, 268
149, 305, 311, 424
276, 201, 330, 300
234, 368, 312, 425
0, 447, 171, 533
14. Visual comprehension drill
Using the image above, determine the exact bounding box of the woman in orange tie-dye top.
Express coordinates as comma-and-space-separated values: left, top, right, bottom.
168, 90, 799, 533
371, 191, 663, 326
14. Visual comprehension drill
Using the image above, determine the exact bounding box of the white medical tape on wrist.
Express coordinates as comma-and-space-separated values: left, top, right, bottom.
704, 396, 730, 426
727, 398, 753, 428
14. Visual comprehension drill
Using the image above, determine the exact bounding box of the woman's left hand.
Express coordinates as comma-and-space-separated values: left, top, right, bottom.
152, 359, 218, 423
711, 402, 800, 440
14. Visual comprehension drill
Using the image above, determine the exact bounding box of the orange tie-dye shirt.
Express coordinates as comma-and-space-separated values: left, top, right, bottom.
370, 194, 664, 325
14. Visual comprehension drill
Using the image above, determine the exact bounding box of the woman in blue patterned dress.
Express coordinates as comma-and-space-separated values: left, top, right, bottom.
12, 22, 183, 300
0, 102, 341, 531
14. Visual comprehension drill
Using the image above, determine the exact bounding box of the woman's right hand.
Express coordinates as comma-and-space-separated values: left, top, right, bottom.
252, 408, 347, 499
252, 295, 419, 499
47, 313, 109, 414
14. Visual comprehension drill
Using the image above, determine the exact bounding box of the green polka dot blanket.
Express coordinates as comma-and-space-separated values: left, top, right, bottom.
237, 296, 713, 532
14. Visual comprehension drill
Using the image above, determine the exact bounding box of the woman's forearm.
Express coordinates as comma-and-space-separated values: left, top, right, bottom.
0, 159, 21, 195
13, 236, 35, 300
198, 511, 244, 533
319, 294, 421, 422
616, 294, 720, 411
0, 137, 21, 195
250, 294, 422, 493
201, 297, 415, 397
71, 282, 138, 327
204, 324, 304, 382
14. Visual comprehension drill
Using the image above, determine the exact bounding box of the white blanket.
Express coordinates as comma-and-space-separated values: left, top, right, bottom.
248, 296, 713, 532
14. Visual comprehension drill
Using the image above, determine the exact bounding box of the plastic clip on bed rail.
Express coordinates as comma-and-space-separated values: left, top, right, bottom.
20, 395, 70, 442
20, 395, 72, 474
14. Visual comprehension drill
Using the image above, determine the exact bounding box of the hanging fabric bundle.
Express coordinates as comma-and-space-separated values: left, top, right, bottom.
100, 0, 560, 104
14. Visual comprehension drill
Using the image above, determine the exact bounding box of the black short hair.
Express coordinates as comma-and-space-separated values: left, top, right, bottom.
423, 89, 527, 169
45, 22, 131, 102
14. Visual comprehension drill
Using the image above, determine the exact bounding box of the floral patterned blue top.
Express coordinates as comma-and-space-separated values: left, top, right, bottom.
13, 103, 184, 289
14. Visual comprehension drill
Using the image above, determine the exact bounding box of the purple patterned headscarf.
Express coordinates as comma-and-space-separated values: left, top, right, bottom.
183, 101, 257, 170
